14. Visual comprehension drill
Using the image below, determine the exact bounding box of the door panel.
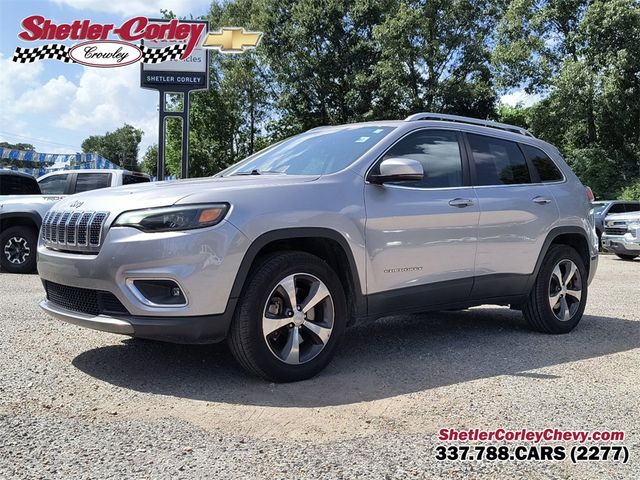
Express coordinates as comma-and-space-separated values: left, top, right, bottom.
365, 185, 479, 295
465, 132, 560, 283
473, 184, 559, 277
364, 128, 479, 309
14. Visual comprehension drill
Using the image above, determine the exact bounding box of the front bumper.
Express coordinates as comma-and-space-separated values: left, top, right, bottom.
40, 299, 234, 343
38, 220, 250, 343
601, 234, 640, 254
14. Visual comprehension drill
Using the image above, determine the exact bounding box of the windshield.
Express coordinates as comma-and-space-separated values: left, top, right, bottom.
590, 202, 609, 215
223, 126, 395, 176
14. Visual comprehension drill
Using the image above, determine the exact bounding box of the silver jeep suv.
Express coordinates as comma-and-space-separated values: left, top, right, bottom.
38, 113, 598, 382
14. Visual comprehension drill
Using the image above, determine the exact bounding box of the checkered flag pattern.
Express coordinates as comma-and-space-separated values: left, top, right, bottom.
12, 44, 74, 63
140, 44, 187, 63
12, 43, 188, 64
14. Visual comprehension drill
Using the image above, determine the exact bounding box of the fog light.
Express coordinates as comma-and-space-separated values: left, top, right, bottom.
130, 279, 187, 306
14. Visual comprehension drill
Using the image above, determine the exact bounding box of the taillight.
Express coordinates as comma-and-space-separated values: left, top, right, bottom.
585, 186, 595, 203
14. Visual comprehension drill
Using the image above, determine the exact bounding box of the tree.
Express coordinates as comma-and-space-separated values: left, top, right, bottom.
0, 142, 35, 151
140, 145, 158, 176
258, 0, 394, 129
494, 0, 589, 93
372, 0, 501, 119
494, 0, 640, 198
81, 124, 144, 171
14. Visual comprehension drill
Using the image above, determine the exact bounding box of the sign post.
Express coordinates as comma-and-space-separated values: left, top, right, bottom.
140, 19, 209, 180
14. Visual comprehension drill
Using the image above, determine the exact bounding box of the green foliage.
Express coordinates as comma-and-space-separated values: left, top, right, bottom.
495, 104, 530, 130
619, 181, 640, 201
81, 124, 143, 171
494, 0, 640, 198
0, 142, 35, 151
140, 144, 158, 176
83, 0, 640, 197
372, 0, 500, 118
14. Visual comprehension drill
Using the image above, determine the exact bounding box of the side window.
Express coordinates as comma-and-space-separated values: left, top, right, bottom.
468, 133, 532, 186
608, 204, 626, 214
38, 174, 69, 195
1, 175, 40, 195
123, 174, 150, 185
381, 129, 463, 188
73, 173, 111, 193
624, 202, 640, 213
520, 144, 563, 182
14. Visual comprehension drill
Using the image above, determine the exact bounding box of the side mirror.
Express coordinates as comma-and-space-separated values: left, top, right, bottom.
369, 158, 423, 184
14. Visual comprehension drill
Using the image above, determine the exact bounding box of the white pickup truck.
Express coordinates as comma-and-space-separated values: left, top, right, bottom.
0, 169, 150, 273
601, 211, 640, 261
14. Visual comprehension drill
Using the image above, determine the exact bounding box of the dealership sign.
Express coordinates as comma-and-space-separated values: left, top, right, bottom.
12, 15, 262, 68
12, 14, 263, 182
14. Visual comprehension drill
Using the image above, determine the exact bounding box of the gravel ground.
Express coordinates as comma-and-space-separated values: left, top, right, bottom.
1, 254, 638, 479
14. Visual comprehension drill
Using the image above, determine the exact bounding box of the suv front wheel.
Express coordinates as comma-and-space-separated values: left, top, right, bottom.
228, 251, 347, 382
0, 225, 38, 274
523, 245, 588, 334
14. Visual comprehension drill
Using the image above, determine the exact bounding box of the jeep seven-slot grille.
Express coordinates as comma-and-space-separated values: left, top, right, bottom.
44, 281, 129, 316
42, 209, 109, 252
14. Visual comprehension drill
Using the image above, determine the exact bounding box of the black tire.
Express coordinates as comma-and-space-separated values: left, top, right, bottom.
0, 225, 38, 274
228, 251, 347, 382
616, 254, 638, 261
523, 245, 588, 334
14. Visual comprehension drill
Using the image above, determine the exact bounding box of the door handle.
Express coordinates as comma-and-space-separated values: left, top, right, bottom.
448, 198, 474, 208
532, 196, 552, 205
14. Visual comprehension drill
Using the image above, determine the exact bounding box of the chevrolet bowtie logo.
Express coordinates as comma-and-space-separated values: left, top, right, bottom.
202, 27, 263, 53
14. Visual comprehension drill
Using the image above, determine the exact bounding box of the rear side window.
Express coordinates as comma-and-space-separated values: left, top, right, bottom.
381, 129, 463, 188
468, 133, 531, 185
520, 144, 563, 182
624, 202, 640, 212
73, 173, 111, 193
38, 174, 69, 194
123, 174, 150, 185
0, 174, 40, 195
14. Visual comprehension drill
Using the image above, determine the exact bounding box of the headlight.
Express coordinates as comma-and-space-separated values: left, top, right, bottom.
113, 204, 229, 232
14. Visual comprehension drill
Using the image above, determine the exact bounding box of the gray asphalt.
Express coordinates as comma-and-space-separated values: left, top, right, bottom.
1, 254, 638, 479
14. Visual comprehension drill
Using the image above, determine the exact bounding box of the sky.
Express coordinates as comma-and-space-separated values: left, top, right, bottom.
0, 0, 540, 160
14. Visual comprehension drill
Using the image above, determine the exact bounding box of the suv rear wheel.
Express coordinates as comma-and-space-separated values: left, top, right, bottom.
228, 251, 347, 382
0, 225, 38, 274
523, 245, 587, 334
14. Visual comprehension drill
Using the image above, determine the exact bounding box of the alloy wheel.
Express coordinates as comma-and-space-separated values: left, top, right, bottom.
548, 259, 583, 322
3, 236, 31, 265
262, 273, 334, 365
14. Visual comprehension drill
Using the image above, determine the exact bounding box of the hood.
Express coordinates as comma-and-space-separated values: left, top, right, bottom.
0, 194, 65, 209
50, 174, 320, 214
605, 212, 640, 222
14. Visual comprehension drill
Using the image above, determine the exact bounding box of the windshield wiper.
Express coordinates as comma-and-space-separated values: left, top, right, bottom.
231, 169, 284, 176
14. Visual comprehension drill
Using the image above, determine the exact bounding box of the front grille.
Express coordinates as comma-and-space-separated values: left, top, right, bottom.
605, 227, 627, 236
42, 209, 109, 253
45, 281, 129, 316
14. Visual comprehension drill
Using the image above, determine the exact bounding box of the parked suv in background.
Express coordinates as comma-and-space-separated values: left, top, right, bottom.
1, 169, 150, 273
0, 170, 41, 195
591, 200, 640, 245
38, 113, 598, 382
601, 212, 640, 260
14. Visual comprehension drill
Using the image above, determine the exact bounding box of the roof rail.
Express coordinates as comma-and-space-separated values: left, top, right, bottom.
404, 112, 535, 138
